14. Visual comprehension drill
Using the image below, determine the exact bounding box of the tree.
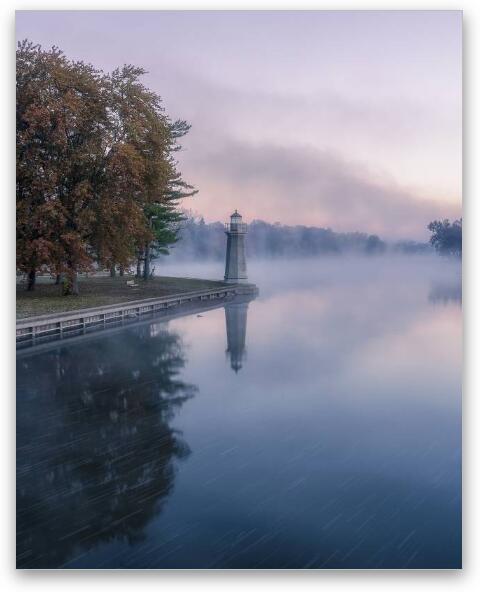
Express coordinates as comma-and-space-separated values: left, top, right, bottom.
142, 203, 185, 279
85, 66, 196, 281
140, 118, 197, 280
17, 41, 110, 293
365, 234, 386, 255
428, 219, 462, 257
16, 42, 196, 294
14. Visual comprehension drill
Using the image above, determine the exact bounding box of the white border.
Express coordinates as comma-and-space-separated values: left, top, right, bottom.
2, 2, 477, 590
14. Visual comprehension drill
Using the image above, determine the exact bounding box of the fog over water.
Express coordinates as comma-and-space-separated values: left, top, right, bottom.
17, 256, 461, 568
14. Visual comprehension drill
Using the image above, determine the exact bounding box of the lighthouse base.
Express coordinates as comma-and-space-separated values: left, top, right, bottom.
224, 277, 248, 284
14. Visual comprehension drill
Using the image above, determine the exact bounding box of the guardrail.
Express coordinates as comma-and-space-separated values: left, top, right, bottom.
16, 285, 251, 347
224, 222, 247, 233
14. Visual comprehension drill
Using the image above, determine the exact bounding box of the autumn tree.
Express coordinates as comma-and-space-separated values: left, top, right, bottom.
16, 41, 196, 294
98, 68, 197, 280
17, 41, 110, 293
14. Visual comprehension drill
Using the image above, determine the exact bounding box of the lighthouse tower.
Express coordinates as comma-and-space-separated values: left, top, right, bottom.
224, 210, 248, 283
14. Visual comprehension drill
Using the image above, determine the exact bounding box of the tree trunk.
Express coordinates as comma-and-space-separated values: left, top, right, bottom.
55, 274, 62, 285
71, 271, 79, 295
110, 265, 116, 278
27, 269, 36, 291
119, 266, 124, 277
63, 263, 79, 296
136, 256, 142, 278
143, 242, 150, 280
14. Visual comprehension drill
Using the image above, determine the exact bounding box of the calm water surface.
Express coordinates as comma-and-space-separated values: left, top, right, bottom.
16, 257, 461, 569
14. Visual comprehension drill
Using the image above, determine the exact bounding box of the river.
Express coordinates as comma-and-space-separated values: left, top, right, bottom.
16, 256, 462, 568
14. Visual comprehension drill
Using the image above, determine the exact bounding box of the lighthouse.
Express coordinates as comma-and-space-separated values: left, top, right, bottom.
224, 210, 248, 283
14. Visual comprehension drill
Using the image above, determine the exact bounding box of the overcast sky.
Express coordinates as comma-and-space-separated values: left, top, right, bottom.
16, 10, 462, 239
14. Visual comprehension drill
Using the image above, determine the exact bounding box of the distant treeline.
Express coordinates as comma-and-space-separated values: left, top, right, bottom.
167, 216, 431, 260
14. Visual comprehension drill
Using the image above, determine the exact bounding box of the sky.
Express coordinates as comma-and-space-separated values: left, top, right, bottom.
16, 10, 462, 240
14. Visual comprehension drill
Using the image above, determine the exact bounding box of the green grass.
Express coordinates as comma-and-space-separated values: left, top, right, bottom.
16, 275, 227, 319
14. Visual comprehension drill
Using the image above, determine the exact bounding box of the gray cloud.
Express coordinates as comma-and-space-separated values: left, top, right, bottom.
16, 10, 461, 238
182, 139, 460, 240
160, 65, 460, 217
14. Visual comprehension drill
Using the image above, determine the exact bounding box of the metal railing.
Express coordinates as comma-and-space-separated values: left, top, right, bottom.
16, 286, 242, 348
224, 222, 247, 233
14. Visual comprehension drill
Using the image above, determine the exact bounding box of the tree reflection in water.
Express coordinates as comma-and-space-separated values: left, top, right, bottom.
428, 278, 462, 305
17, 322, 196, 568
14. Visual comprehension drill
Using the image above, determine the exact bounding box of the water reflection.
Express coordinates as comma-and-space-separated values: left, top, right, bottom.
224, 294, 254, 373
16, 258, 461, 569
17, 323, 196, 568
429, 279, 462, 305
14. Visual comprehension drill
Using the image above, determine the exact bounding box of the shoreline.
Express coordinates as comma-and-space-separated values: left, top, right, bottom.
16, 275, 229, 320
16, 281, 259, 349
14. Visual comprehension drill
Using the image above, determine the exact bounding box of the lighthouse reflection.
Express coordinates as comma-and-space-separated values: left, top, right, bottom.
224, 292, 256, 373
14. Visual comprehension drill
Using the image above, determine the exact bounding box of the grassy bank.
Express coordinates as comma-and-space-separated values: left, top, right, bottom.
16, 275, 227, 319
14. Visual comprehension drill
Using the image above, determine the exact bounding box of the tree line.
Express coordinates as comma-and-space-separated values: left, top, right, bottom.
165, 215, 433, 260
163, 216, 462, 261
16, 40, 195, 294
